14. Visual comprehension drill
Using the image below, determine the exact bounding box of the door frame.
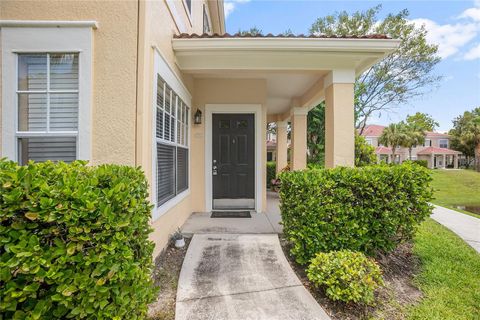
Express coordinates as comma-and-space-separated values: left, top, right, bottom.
205, 104, 263, 213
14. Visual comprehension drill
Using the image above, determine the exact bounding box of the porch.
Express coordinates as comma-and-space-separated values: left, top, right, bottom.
417, 147, 461, 169
173, 33, 399, 214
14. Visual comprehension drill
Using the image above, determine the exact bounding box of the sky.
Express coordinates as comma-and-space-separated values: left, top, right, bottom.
223, 0, 480, 132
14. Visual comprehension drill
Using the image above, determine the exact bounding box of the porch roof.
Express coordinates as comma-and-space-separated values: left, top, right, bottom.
172, 34, 400, 117
417, 147, 462, 155
375, 146, 392, 155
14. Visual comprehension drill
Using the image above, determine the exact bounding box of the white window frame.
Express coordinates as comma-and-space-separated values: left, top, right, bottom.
439, 139, 448, 148
152, 47, 192, 220
1, 22, 94, 162
365, 138, 373, 146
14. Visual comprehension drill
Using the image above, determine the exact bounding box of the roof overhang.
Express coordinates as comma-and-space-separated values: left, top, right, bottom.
172, 37, 401, 75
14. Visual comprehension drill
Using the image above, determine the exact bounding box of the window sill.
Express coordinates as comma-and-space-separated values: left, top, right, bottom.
152, 189, 190, 221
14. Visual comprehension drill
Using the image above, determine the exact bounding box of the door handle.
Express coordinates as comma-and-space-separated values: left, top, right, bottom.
212, 165, 218, 176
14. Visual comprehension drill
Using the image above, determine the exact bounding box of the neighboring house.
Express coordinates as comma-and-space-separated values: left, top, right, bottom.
0, 0, 399, 256
361, 124, 461, 169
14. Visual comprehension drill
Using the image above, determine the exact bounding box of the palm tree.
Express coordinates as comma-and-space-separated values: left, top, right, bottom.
379, 123, 406, 164
402, 124, 426, 160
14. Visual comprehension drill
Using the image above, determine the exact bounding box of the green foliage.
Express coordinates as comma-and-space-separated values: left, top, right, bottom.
310, 5, 441, 130
406, 112, 439, 132
402, 123, 426, 160
405, 159, 428, 168
279, 163, 433, 264
307, 102, 326, 165
355, 135, 377, 167
379, 122, 406, 159
266, 161, 276, 188
237, 26, 262, 36
307, 250, 384, 304
0, 160, 157, 319
449, 107, 480, 171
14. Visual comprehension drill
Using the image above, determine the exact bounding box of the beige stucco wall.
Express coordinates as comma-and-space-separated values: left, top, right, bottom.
0, 0, 139, 165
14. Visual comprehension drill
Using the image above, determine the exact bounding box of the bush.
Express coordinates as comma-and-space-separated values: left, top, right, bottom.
0, 160, 156, 319
266, 161, 276, 188
280, 163, 433, 264
404, 159, 428, 168
355, 135, 377, 167
307, 250, 383, 304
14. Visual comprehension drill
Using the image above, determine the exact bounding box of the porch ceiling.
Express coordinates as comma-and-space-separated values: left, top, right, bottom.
173, 36, 400, 115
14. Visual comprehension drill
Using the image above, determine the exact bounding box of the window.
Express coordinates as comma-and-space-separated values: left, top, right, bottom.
203, 5, 211, 34
267, 151, 273, 162
424, 139, 431, 147
1, 23, 93, 163
155, 75, 189, 206
439, 139, 448, 148
185, 0, 192, 14
365, 138, 373, 146
16, 53, 79, 165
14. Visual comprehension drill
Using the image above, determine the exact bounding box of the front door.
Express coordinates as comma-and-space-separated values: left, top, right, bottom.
212, 114, 255, 209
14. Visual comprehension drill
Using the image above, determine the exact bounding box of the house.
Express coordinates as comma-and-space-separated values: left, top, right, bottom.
0, 0, 399, 256
361, 124, 461, 169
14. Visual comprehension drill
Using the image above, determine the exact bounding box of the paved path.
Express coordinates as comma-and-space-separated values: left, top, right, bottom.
431, 205, 480, 253
175, 234, 330, 320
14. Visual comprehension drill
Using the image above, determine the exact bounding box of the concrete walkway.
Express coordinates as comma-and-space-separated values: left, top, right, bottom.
431, 205, 480, 253
175, 234, 330, 320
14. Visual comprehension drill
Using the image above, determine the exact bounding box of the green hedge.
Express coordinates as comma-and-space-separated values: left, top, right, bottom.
266, 161, 276, 188
280, 163, 433, 264
0, 160, 156, 319
404, 159, 428, 168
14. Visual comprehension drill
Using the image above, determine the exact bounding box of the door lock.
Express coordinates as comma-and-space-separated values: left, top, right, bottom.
212, 165, 218, 176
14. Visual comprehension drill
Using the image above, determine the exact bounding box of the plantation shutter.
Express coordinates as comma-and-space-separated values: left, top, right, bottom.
17, 53, 79, 164
176, 147, 188, 193
157, 143, 176, 205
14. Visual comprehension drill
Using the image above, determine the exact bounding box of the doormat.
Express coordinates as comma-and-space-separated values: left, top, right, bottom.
211, 211, 252, 218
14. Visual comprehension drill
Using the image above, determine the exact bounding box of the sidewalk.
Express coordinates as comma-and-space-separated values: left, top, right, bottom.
431, 205, 480, 253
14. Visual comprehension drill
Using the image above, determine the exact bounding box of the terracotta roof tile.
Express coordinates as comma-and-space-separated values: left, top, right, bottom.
425, 131, 450, 138
375, 146, 392, 154
417, 147, 461, 155
174, 33, 390, 39
361, 125, 386, 137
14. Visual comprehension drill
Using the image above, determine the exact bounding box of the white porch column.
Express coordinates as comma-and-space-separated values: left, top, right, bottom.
430, 154, 435, 169
324, 70, 355, 168
290, 109, 308, 170
454, 154, 459, 169
276, 121, 289, 173
442, 154, 446, 168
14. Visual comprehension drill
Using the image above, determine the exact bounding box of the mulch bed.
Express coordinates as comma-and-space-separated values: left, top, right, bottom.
148, 237, 191, 320
279, 236, 422, 320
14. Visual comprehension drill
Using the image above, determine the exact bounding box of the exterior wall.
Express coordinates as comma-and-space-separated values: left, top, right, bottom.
136, 0, 219, 256
0, 0, 139, 165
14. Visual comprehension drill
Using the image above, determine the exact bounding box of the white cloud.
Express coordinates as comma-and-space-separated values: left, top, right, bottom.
460, 7, 480, 21
224, 0, 251, 19
224, 2, 235, 18
464, 43, 480, 60
411, 18, 478, 59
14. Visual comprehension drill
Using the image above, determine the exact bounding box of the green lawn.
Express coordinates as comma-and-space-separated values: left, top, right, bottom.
407, 218, 480, 319
430, 169, 480, 217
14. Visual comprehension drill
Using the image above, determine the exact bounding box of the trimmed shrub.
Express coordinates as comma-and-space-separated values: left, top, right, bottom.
266, 161, 276, 188
404, 159, 428, 168
0, 160, 156, 319
307, 250, 384, 304
280, 163, 433, 264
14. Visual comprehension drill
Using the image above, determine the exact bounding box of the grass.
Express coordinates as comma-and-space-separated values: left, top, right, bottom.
407, 218, 480, 320
430, 169, 480, 217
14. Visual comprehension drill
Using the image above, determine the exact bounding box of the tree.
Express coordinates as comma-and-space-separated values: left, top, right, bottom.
307, 102, 325, 164
355, 135, 377, 166
310, 5, 441, 134
237, 26, 262, 36
378, 123, 406, 162
402, 123, 425, 160
449, 108, 480, 171
406, 112, 439, 132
